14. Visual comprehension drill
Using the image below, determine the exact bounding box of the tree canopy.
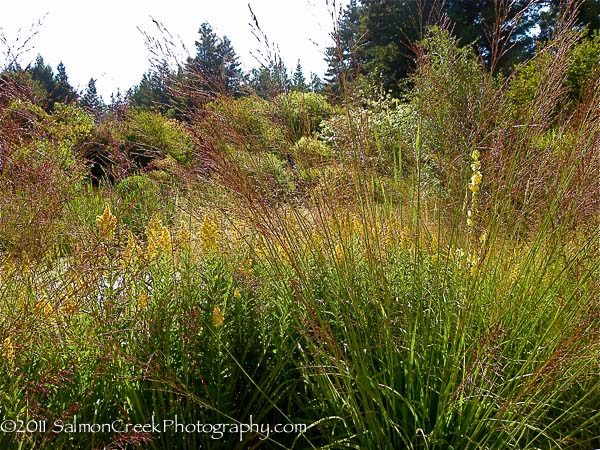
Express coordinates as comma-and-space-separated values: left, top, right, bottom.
187, 22, 244, 96
325, 0, 600, 94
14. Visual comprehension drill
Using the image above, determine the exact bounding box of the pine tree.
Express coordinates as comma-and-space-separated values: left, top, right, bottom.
52, 62, 77, 108
30, 55, 55, 96
187, 22, 243, 96
291, 60, 307, 92
324, 0, 597, 93
309, 73, 323, 93
28, 55, 55, 108
131, 62, 172, 112
249, 61, 290, 98
219, 36, 243, 94
80, 78, 103, 119
324, 0, 363, 92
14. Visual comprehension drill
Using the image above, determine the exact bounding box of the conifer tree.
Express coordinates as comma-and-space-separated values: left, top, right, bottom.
309, 73, 323, 93
131, 62, 172, 112
52, 62, 78, 107
187, 22, 243, 96
80, 78, 104, 119
291, 60, 307, 92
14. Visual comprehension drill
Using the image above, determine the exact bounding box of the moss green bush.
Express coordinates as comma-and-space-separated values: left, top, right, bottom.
121, 109, 194, 166
509, 31, 600, 107
274, 91, 337, 141
292, 135, 332, 166
201, 95, 288, 154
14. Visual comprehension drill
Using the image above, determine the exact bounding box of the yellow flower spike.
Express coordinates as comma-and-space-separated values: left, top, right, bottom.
157, 226, 172, 255
233, 288, 241, 299
145, 215, 172, 260
200, 214, 220, 254
471, 171, 483, 186
2, 337, 15, 361
466, 210, 475, 227
138, 291, 149, 309
121, 231, 142, 267
479, 231, 488, 244
468, 183, 480, 194
146, 240, 159, 261
467, 150, 483, 233
212, 304, 224, 327
96, 204, 118, 240
176, 221, 191, 250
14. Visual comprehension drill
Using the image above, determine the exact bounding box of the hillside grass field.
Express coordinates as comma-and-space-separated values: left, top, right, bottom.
0, 25, 598, 449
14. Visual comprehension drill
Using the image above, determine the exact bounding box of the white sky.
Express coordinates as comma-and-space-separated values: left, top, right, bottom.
1, 0, 347, 100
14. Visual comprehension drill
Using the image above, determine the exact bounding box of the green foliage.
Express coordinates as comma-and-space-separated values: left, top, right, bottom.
230, 150, 296, 198
53, 62, 78, 106
201, 95, 288, 153
274, 91, 337, 142
293, 135, 332, 166
50, 103, 95, 145
325, 0, 600, 93
320, 95, 418, 177
79, 78, 104, 118
291, 60, 307, 92
0, 102, 88, 256
187, 22, 243, 96
3, 100, 93, 171
566, 31, 600, 98
26, 57, 78, 111
408, 27, 494, 196
508, 31, 599, 112
309, 72, 323, 93
121, 109, 194, 166
0, 20, 598, 449
114, 174, 166, 232
248, 62, 291, 99
130, 65, 174, 114
3, 98, 49, 141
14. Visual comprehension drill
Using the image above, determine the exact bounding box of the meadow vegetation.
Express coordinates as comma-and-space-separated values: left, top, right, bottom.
0, 20, 598, 450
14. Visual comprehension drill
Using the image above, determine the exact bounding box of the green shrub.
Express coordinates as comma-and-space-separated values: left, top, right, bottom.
0, 101, 90, 256
200, 95, 288, 154
566, 31, 600, 99
409, 28, 496, 194
228, 149, 295, 199
320, 98, 418, 178
274, 91, 337, 141
292, 135, 332, 166
121, 109, 194, 166
508, 31, 599, 109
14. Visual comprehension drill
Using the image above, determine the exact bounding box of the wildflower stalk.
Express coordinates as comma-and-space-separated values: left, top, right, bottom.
467, 149, 483, 274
